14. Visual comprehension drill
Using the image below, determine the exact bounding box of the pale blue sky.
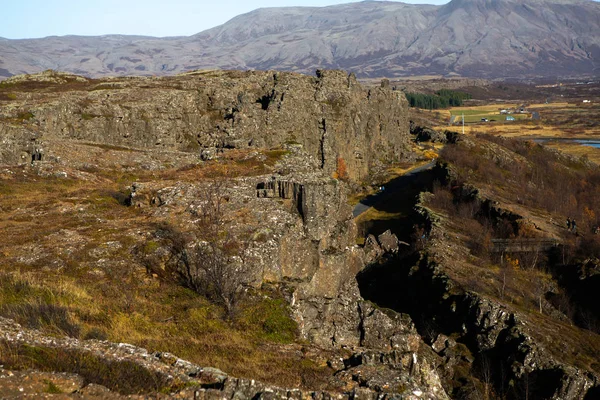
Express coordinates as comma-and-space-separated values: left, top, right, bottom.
1, 0, 449, 39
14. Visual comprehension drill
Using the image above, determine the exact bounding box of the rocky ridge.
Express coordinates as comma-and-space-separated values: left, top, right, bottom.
417, 201, 599, 398
4, 67, 600, 399
0, 151, 448, 398
357, 195, 600, 398
0, 316, 443, 399
352, 143, 600, 400
0, 69, 412, 182
0, 69, 448, 398
127, 144, 447, 397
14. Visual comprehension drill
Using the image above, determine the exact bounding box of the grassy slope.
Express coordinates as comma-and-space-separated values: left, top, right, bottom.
0, 146, 336, 391
424, 134, 600, 375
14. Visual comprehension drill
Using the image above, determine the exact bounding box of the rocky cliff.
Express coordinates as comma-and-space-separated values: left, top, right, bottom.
0, 315, 445, 399
0, 69, 412, 182
126, 143, 447, 397
351, 135, 600, 399
0, 69, 451, 398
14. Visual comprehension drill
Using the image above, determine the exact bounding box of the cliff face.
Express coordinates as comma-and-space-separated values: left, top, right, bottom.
126, 144, 448, 397
0, 70, 450, 398
0, 69, 412, 182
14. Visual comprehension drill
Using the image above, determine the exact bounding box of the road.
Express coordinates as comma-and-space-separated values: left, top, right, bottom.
352, 161, 436, 218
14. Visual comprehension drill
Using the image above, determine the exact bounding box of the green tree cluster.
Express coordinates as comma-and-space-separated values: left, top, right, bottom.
405, 89, 472, 109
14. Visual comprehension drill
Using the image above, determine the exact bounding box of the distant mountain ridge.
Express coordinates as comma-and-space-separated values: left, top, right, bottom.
1, 0, 599, 79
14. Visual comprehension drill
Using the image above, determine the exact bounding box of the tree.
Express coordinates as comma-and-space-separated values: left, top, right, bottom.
474, 354, 494, 400
532, 273, 552, 314
404, 90, 471, 109
148, 180, 248, 318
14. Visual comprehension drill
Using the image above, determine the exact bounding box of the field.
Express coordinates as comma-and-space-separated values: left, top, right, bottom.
449, 105, 530, 123
407, 83, 600, 162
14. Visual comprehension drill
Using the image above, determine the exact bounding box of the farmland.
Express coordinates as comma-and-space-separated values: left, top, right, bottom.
449, 105, 530, 123
405, 80, 600, 163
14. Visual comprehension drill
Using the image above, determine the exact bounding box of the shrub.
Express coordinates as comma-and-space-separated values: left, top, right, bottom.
17, 111, 34, 121
334, 156, 349, 180
81, 112, 96, 120
44, 380, 62, 394
83, 327, 109, 341
149, 180, 249, 318
428, 180, 454, 210
4, 93, 17, 100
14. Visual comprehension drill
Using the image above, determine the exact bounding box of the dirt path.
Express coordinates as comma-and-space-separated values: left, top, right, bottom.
353, 161, 436, 219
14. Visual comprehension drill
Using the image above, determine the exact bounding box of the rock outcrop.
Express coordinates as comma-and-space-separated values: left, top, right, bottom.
0, 69, 412, 182
0, 316, 446, 399
357, 188, 600, 399
126, 143, 447, 398
0, 69, 451, 398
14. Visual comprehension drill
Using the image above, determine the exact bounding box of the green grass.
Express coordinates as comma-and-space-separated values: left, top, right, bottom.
238, 297, 298, 343
81, 113, 97, 121
4, 93, 17, 100
450, 108, 529, 123
0, 342, 179, 395
44, 380, 63, 394
451, 109, 497, 116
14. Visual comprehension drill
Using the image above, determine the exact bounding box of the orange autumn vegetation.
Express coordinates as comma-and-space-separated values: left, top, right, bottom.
333, 156, 349, 180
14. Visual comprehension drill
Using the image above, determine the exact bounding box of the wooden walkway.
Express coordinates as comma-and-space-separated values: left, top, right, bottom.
491, 238, 560, 253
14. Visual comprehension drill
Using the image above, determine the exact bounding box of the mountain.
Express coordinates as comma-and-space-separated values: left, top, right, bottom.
1, 0, 599, 79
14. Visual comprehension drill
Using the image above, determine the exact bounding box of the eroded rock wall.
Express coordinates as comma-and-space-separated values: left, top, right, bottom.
128, 148, 447, 397
0, 70, 412, 181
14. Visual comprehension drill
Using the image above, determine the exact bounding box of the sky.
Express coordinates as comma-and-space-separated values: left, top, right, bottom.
0, 0, 450, 39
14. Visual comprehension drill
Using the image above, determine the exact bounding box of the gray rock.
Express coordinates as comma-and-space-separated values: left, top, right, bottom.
0, 70, 412, 182
377, 230, 400, 254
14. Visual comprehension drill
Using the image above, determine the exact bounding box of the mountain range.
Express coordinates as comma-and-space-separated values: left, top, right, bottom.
1, 0, 599, 79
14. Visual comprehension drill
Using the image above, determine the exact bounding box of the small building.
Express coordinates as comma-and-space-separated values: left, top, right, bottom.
506, 115, 515, 121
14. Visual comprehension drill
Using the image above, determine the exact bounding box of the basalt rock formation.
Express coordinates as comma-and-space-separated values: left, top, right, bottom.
0, 70, 449, 398
353, 150, 600, 400
0, 69, 412, 182
127, 145, 448, 397
0, 316, 445, 399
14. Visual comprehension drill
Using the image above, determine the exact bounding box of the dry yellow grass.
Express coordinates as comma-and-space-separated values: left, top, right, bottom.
438, 121, 600, 138
454, 104, 520, 111
544, 141, 600, 164
355, 208, 404, 225
0, 155, 338, 390
388, 159, 434, 176
414, 108, 452, 120
438, 123, 566, 137
528, 102, 578, 109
